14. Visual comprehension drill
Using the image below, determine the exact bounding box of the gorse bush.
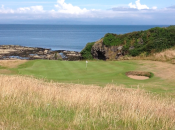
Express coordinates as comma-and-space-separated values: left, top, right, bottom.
102, 26, 175, 56
80, 42, 95, 59
103, 33, 122, 46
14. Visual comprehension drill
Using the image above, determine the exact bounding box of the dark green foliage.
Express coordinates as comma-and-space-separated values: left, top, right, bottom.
80, 42, 95, 59
102, 26, 175, 56
167, 25, 175, 30
103, 33, 122, 46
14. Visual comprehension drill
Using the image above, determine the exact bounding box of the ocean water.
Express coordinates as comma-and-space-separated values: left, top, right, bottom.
0, 25, 168, 52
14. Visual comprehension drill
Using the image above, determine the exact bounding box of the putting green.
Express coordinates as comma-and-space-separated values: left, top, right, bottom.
0, 59, 174, 94
15, 60, 158, 87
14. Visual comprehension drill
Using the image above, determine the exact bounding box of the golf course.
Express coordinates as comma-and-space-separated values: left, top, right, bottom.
1, 26, 175, 129
1, 59, 175, 130
1, 59, 175, 94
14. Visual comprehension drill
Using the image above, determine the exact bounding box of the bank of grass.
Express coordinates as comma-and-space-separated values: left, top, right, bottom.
0, 75, 175, 130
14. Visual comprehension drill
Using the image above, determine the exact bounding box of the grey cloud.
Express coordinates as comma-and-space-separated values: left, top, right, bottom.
167, 5, 175, 9
111, 7, 138, 11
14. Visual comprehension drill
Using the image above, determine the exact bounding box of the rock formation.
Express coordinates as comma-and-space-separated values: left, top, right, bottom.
0, 45, 81, 61
91, 39, 124, 60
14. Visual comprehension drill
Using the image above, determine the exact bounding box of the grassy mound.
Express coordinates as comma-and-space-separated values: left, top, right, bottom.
1, 75, 175, 129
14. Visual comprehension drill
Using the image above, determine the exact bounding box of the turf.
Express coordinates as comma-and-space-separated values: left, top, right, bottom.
15, 60, 158, 87
1, 59, 175, 94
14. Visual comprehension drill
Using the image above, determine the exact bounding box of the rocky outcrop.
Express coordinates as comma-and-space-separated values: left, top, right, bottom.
61, 51, 82, 61
0, 45, 81, 61
91, 39, 124, 60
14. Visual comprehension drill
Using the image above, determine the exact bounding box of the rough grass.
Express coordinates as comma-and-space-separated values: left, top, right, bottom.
0, 75, 175, 130
0, 60, 27, 68
122, 48, 175, 64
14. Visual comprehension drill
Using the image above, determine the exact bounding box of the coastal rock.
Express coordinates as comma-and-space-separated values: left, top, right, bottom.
62, 51, 81, 61
0, 45, 81, 61
91, 39, 124, 60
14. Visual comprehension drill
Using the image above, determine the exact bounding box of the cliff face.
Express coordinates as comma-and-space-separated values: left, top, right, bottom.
91, 39, 124, 60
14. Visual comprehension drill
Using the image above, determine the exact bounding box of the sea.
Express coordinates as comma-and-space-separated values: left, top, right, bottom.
0, 25, 168, 52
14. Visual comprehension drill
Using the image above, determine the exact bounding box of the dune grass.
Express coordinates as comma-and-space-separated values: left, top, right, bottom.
0, 75, 175, 130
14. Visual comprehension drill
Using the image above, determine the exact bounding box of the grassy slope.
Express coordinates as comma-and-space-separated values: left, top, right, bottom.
8, 60, 173, 94
1, 75, 175, 130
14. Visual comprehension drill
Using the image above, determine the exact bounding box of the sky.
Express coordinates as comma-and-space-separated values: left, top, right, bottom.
0, 0, 175, 25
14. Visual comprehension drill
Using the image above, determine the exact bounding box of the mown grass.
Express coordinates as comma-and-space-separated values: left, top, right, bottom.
1, 75, 175, 130
15, 60, 157, 86
1, 59, 175, 95
1, 60, 172, 94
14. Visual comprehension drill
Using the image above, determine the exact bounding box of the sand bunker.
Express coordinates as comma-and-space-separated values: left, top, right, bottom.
127, 75, 149, 80
126, 71, 151, 80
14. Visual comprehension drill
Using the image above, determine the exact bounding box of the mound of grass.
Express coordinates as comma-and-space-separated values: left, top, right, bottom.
1, 75, 175, 130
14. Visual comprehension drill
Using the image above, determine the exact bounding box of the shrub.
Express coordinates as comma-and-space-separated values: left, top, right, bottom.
103, 33, 122, 46
102, 26, 175, 57
80, 42, 95, 60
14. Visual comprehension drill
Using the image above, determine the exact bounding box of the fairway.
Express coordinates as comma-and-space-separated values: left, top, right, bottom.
15, 60, 157, 87
1, 59, 174, 93
17, 60, 141, 85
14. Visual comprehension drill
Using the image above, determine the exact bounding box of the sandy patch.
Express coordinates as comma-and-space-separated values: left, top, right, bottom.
0, 60, 27, 68
128, 75, 149, 80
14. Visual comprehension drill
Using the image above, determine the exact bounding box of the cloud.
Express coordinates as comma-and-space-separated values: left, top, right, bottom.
111, 7, 138, 11
167, 5, 175, 9
54, 0, 88, 14
152, 6, 157, 10
0, 5, 14, 13
0, 1, 175, 25
0, 5, 44, 14
129, 0, 149, 10
17, 6, 44, 13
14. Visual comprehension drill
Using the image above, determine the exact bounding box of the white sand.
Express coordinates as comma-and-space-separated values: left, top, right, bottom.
127, 75, 149, 80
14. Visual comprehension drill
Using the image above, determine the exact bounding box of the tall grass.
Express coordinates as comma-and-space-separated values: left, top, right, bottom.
0, 75, 175, 129
121, 48, 175, 64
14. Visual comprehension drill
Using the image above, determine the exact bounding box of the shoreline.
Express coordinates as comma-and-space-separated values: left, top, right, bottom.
0, 45, 81, 61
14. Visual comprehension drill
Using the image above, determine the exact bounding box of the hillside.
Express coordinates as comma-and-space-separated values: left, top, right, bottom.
81, 25, 175, 60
